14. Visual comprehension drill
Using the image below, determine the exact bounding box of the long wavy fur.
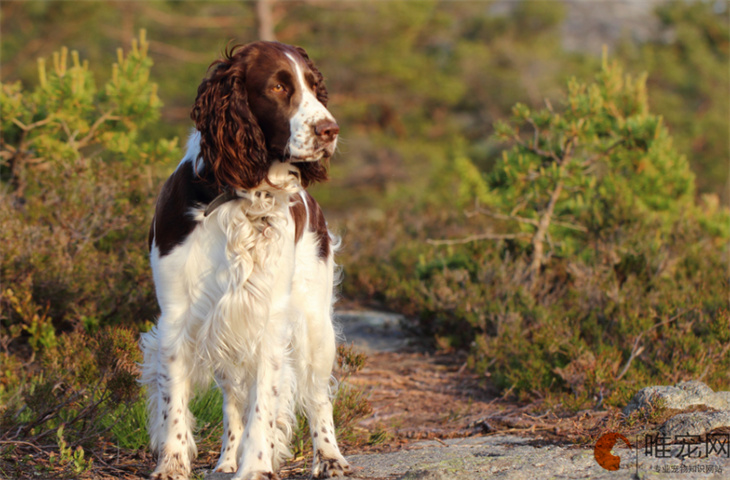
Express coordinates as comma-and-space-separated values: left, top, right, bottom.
191, 45, 269, 191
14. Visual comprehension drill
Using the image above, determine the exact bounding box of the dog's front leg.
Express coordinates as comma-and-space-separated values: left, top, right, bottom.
233, 317, 292, 480
142, 329, 197, 480
214, 371, 247, 473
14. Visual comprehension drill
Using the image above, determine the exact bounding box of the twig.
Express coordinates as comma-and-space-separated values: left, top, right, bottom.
583, 139, 625, 167
528, 176, 564, 280
11, 117, 52, 132
468, 205, 588, 233
75, 112, 120, 149
514, 136, 558, 163
526, 137, 576, 281
616, 309, 692, 381
616, 337, 644, 381
0, 440, 49, 453
426, 232, 529, 246
551, 219, 588, 232
466, 205, 539, 227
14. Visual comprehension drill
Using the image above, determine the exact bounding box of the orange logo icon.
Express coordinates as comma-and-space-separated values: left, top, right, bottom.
594, 432, 632, 471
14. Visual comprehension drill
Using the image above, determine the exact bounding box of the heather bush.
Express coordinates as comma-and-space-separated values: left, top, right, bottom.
343, 57, 730, 407
0, 31, 178, 470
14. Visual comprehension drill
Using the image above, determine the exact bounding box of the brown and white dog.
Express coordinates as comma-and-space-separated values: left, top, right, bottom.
141, 41, 349, 480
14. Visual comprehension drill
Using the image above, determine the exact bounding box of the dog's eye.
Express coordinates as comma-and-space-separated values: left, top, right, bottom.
272, 84, 286, 94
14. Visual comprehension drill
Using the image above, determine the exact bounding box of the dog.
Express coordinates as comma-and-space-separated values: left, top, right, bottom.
140, 41, 350, 480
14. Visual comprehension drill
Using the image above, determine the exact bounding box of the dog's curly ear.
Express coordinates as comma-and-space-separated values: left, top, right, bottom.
191, 47, 269, 190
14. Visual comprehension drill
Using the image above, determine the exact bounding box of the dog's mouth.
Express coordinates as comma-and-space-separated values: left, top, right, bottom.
286, 146, 332, 164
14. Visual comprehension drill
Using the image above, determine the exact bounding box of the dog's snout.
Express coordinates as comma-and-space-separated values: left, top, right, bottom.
314, 120, 340, 142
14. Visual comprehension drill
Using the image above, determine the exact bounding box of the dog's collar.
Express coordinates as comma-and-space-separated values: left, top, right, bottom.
203, 166, 302, 217
204, 188, 241, 217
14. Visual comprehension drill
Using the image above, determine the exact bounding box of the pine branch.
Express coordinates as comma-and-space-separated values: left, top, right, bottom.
466, 205, 539, 227
426, 232, 530, 246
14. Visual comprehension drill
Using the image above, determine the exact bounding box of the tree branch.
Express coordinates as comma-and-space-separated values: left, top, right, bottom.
75, 112, 119, 149
467, 205, 539, 227
427, 232, 529, 246
616, 310, 691, 381
528, 176, 564, 280
12, 117, 52, 132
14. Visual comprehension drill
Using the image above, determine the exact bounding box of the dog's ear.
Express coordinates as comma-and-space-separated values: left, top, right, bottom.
294, 46, 328, 107
191, 48, 269, 190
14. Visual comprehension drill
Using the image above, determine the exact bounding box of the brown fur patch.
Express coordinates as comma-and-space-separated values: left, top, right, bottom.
288, 191, 330, 259
149, 162, 218, 256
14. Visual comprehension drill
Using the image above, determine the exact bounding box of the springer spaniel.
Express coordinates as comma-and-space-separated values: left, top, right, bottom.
140, 41, 350, 480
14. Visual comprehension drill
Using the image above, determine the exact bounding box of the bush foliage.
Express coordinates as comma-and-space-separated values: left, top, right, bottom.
344, 57, 729, 408
0, 32, 175, 472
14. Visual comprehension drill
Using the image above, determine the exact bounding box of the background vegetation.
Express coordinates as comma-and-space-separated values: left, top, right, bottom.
1, 0, 728, 478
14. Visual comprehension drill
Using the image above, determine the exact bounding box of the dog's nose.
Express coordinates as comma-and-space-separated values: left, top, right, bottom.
314, 120, 340, 142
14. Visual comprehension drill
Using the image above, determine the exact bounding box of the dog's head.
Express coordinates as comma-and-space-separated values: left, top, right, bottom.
191, 41, 338, 190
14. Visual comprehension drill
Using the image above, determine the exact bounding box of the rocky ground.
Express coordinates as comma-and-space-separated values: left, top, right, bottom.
206, 311, 730, 480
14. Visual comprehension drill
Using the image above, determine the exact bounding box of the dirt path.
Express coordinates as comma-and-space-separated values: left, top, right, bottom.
331, 311, 602, 450
346, 349, 497, 444
335, 311, 502, 444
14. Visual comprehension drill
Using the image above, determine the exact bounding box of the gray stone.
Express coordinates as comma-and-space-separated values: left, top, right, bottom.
335, 310, 408, 353
205, 434, 730, 479
624, 381, 730, 415
399, 469, 454, 480
661, 410, 730, 437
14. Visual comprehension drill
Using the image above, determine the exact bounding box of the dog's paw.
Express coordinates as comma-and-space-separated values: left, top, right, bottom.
214, 461, 237, 473
150, 452, 190, 480
312, 451, 352, 478
150, 470, 189, 480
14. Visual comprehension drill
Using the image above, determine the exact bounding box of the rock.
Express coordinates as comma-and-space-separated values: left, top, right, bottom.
335, 310, 408, 353
399, 470, 454, 480
204, 434, 730, 479
660, 410, 730, 437
624, 381, 730, 415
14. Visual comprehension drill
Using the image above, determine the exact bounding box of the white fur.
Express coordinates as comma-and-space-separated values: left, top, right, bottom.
141, 152, 349, 479
285, 53, 338, 162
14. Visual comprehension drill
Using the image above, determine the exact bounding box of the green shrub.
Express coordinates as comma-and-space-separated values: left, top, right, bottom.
456, 53, 722, 280
0, 30, 178, 343
343, 56, 730, 407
